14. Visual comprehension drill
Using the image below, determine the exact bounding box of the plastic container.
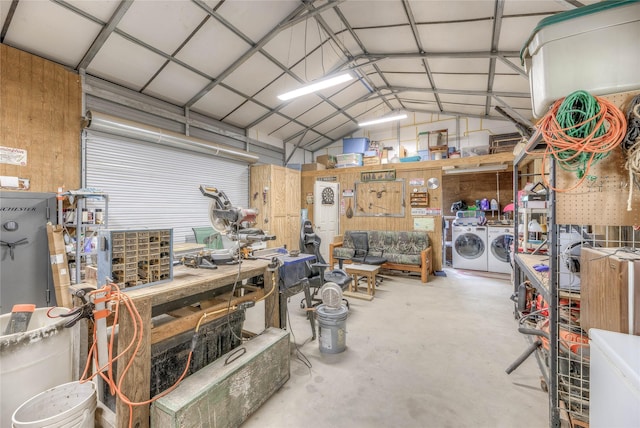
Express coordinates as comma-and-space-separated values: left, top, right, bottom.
342, 137, 370, 154
316, 304, 349, 354
335, 153, 363, 168
0, 307, 79, 428
461, 146, 489, 157
399, 156, 421, 163
521, 0, 640, 118
589, 329, 640, 427
12, 381, 97, 428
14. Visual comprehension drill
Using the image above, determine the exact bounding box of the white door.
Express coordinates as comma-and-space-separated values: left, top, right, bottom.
314, 181, 339, 259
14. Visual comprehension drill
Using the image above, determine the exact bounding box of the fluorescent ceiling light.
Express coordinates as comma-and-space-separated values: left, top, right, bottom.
277, 73, 353, 101
358, 113, 408, 127
443, 164, 509, 175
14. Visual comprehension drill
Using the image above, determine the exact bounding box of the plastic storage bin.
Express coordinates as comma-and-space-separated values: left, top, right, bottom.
336, 153, 363, 168
461, 146, 489, 157
342, 138, 370, 154
589, 329, 640, 428
521, 0, 640, 118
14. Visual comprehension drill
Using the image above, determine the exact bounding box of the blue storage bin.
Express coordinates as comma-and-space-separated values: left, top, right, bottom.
343, 137, 370, 154
399, 156, 421, 163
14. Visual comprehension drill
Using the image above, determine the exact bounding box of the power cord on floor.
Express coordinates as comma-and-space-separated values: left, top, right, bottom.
286, 302, 312, 370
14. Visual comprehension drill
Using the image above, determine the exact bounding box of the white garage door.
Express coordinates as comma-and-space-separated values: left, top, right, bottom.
84, 130, 250, 244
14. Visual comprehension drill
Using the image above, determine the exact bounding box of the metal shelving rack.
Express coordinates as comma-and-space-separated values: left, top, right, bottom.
513, 134, 562, 427
58, 191, 109, 284
513, 110, 640, 427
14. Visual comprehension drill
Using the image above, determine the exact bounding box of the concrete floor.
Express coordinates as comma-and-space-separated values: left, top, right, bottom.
243, 268, 549, 428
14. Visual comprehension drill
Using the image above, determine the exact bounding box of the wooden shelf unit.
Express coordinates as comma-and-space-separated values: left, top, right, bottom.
409, 191, 429, 208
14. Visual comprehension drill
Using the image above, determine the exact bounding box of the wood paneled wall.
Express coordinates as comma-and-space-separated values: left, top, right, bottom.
0, 44, 82, 193
443, 171, 513, 221
301, 153, 515, 272
250, 165, 300, 251
301, 164, 444, 271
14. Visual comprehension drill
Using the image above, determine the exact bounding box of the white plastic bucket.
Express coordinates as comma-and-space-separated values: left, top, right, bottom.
316, 304, 349, 354
0, 308, 79, 428
12, 381, 97, 428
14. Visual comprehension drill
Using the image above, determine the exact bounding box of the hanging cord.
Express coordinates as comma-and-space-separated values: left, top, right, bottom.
535, 90, 627, 192
621, 94, 640, 210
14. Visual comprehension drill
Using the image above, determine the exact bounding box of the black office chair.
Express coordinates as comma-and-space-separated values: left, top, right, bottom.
299, 220, 351, 309
349, 231, 387, 287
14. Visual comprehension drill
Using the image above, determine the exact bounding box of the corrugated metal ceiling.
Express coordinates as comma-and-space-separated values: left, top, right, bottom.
0, 0, 597, 152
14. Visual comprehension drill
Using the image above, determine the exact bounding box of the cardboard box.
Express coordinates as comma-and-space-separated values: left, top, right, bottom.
363, 156, 381, 166
302, 163, 326, 171
316, 154, 337, 168
46, 223, 73, 308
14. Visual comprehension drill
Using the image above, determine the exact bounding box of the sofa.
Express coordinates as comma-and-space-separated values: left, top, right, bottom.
329, 230, 433, 283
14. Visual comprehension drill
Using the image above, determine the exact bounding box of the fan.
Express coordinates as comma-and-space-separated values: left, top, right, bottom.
319, 282, 344, 310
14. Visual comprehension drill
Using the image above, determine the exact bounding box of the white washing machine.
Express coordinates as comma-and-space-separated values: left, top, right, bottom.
452, 224, 488, 271
487, 226, 514, 274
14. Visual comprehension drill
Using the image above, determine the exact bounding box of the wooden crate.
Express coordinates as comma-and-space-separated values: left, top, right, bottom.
151, 328, 290, 428
581, 247, 640, 335
363, 156, 381, 166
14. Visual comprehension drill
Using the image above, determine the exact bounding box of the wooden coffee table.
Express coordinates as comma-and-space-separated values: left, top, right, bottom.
345, 264, 380, 297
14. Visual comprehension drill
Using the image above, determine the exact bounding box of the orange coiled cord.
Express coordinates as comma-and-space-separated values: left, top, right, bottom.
536, 92, 627, 192
79, 283, 193, 428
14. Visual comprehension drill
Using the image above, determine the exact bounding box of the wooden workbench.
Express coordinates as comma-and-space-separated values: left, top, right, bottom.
113, 259, 278, 428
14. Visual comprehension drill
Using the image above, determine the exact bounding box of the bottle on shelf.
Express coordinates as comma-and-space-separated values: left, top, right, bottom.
95, 209, 104, 225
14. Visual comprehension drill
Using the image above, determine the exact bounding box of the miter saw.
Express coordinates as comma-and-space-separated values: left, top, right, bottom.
181, 185, 275, 267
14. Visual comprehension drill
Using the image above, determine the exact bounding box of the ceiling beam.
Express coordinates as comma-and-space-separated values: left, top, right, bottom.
0, 0, 19, 43
496, 55, 527, 77
308, 106, 517, 153
285, 129, 309, 164
244, 1, 369, 133
184, 0, 345, 108
331, 5, 397, 112
485, 0, 505, 116
76, 0, 132, 70
401, 0, 443, 112
378, 85, 529, 98
492, 95, 534, 126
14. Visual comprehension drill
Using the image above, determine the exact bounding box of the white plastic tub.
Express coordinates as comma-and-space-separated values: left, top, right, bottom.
521, 1, 640, 118
589, 329, 640, 427
0, 308, 80, 428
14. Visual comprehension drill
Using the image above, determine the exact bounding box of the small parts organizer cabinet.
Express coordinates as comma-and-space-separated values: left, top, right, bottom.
97, 229, 173, 289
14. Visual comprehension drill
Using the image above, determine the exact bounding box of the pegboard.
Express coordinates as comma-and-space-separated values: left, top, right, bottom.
555, 90, 640, 226
354, 179, 405, 217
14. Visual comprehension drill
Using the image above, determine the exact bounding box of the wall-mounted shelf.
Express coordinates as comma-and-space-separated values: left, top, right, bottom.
409, 191, 428, 207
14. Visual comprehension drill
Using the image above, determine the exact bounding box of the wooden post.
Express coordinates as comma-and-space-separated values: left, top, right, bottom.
117, 297, 151, 428
264, 264, 279, 328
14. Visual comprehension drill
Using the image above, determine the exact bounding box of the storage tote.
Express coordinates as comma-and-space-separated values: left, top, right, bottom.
521, 0, 640, 118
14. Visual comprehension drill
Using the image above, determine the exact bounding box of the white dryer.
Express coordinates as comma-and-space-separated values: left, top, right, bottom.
452, 224, 488, 271
487, 226, 514, 274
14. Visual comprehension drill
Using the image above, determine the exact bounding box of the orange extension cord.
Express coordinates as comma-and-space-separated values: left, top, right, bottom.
66, 276, 276, 428
76, 283, 193, 428
533, 92, 627, 192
